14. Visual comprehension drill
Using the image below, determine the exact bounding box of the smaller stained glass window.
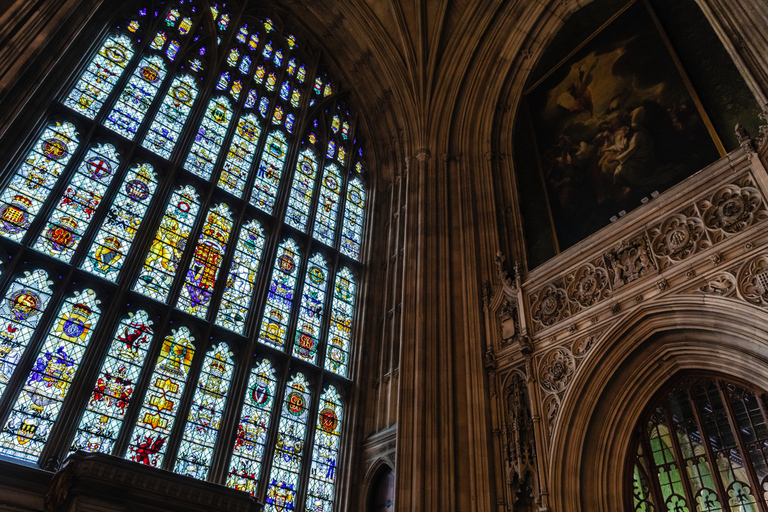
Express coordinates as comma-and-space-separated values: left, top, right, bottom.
217, 72, 230, 91
227, 359, 277, 495
266, 73, 277, 91
249, 33, 259, 51
184, 97, 233, 180
33, 144, 121, 262
312, 164, 342, 246
175, 343, 234, 479
250, 131, 288, 214
239, 55, 251, 74
293, 253, 329, 364
142, 74, 199, 159
178, 17, 192, 35
71, 310, 154, 455
0, 122, 80, 242
257, 238, 300, 349
166, 40, 180, 60
64, 34, 135, 119
81, 163, 158, 281
218, 13, 230, 31
227, 48, 239, 67
237, 26, 248, 43
127, 327, 195, 468
305, 386, 344, 512
0, 270, 54, 400
340, 176, 365, 260
176, 203, 233, 318
150, 31, 167, 50
215, 219, 266, 333
0, 289, 101, 462
133, 185, 201, 302
245, 89, 258, 108
325, 268, 355, 377
231, 80, 242, 100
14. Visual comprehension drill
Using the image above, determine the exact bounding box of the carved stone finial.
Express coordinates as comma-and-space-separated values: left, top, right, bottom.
484, 349, 497, 371
496, 251, 517, 288
736, 123, 755, 154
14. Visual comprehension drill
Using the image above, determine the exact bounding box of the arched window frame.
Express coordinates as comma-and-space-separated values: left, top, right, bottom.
0, 3, 368, 511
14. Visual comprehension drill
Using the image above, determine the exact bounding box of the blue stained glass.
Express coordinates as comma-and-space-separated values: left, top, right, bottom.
305, 386, 343, 512
258, 97, 269, 118
273, 49, 283, 67
245, 90, 258, 108
166, 40, 180, 61
127, 327, 195, 467
264, 373, 311, 512
284, 149, 318, 231
257, 238, 300, 349
227, 359, 277, 495
215, 220, 265, 333
184, 97, 233, 180
340, 176, 365, 260
250, 131, 288, 214
280, 82, 290, 101
237, 26, 248, 43
64, 34, 135, 119
104, 55, 167, 140
176, 203, 233, 318
262, 41, 273, 60
133, 185, 201, 302
81, 163, 159, 281
325, 268, 355, 377
33, 144, 121, 262
70, 310, 154, 455
0, 122, 80, 242
217, 72, 230, 90
142, 75, 199, 159
217, 113, 263, 198
0, 289, 101, 462
292, 253, 329, 364
239, 55, 251, 74
285, 114, 295, 133
174, 343, 234, 479
0, 270, 54, 401
312, 164, 342, 246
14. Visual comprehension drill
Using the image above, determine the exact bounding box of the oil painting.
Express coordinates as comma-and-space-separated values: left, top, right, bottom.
525, 0, 723, 250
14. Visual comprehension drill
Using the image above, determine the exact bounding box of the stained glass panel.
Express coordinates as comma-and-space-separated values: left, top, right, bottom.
215, 220, 265, 333
0, 122, 80, 242
250, 131, 288, 214
325, 268, 355, 377
284, 149, 318, 231
174, 343, 233, 479
81, 163, 158, 281
0, 289, 101, 461
176, 203, 233, 318
184, 97, 233, 180
264, 373, 311, 512
340, 176, 365, 260
257, 238, 300, 350
103, 55, 167, 139
312, 164, 342, 246
305, 386, 343, 512
227, 358, 277, 495
64, 34, 135, 119
218, 113, 263, 198
127, 327, 195, 467
33, 144, 121, 262
133, 185, 201, 302
142, 75, 199, 159
0, 270, 54, 400
71, 310, 154, 455
292, 253, 329, 364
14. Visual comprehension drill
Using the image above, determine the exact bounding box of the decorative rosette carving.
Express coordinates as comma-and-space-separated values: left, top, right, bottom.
566, 264, 610, 311
531, 284, 568, 330
700, 180, 768, 241
650, 213, 710, 269
539, 348, 576, 394
737, 255, 768, 307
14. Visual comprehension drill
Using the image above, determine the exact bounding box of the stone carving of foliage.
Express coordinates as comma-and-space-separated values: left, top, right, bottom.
737, 255, 768, 307
544, 395, 560, 437
604, 236, 657, 289
566, 264, 610, 311
530, 283, 568, 331
572, 335, 595, 359
539, 348, 576, 395
699, 178, 768, 243
650, 212, 710, 270
699, 272, 738, 297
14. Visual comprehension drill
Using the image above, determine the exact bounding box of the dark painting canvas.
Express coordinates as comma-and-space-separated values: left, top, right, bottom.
525, 0, 723, 251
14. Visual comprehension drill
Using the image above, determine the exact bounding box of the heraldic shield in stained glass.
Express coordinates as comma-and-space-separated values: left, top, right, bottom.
0, 289, 101, 462
175, 343, 234, 479
265, 373, 311, 512
71, 310, 154, 455
227, 358, 277, 495
0, 2, 366, 506
127, 327, 195, 467
0, 123, 79, 243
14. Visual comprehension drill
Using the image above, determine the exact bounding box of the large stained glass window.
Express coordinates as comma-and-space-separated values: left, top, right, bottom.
0, 3, 366, 509
628, 377, 768, 512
